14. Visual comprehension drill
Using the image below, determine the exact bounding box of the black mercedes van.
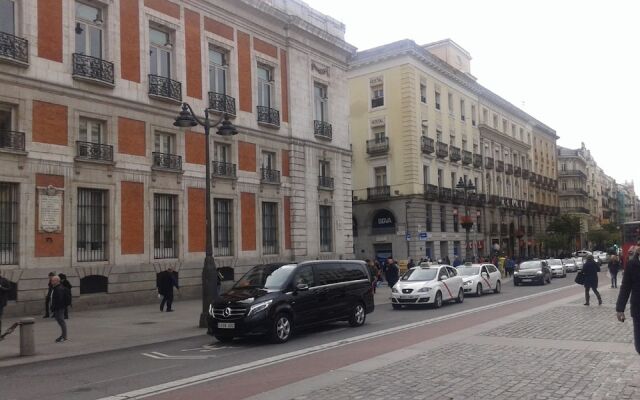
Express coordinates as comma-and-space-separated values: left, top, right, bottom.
207, 260, 375, 343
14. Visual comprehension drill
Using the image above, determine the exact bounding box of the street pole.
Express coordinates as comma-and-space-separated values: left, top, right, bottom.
405, 201, 410, 262
200, 109, 216, 329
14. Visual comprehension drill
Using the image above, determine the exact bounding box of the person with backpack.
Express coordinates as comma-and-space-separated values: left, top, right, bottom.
58, 273, 72, 319
49, 275, 69, 343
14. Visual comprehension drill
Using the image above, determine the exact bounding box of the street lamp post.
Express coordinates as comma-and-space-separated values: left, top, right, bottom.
456, 177, 476, 262
173, 103, 237, 328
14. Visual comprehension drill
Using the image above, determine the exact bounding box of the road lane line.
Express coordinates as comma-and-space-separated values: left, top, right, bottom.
98, 284, 575, 400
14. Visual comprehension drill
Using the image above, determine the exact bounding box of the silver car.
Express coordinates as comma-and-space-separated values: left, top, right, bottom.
563, 258, 577, 272
546, 258, 566, 278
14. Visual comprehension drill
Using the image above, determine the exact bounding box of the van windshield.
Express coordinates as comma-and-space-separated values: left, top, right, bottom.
234, 264, 297, 290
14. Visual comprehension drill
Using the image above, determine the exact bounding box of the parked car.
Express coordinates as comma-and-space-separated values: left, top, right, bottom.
594, 251, 609, 264
562, 258, 577, 272
208, 261, 375, 343
391, 264, 464, 309
573, 250, 592, 258
546, 258, 566, 278
457, 263, 502, 296
514, 260, 552, 286
574, 257, 584, 272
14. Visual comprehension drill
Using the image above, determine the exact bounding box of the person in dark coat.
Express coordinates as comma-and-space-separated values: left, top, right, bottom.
43, 272, 55, 318
384, 257, 400, 290
0, 272, 11, 333
617, 247, 640, 354
157, 267, 179, 312
58, 273, 72, 319
608, 255, 622, 288
582, 255, 602, 306
49, 276, 68, 342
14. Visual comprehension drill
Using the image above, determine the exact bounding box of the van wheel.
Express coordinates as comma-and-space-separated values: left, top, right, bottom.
455, 288, 464, 303
349, 303, 366, 327
214, 334, 234, 343
434, 291, 443, 308
269, 313, 292, 343
494, 281, 501, 294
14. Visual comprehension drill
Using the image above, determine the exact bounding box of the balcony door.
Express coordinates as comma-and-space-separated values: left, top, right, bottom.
155, 133, 174, 155
257, 65, 273, 108
208, 47, 227, 94
0, 0, 15, 35
314, 83, 328, 122
79, 118, 103, 144
214, 143, 230, 163
75, 1, 103, 58
374, 166, 387, 187
150, 27, 172, 78
262, 151, 275, 171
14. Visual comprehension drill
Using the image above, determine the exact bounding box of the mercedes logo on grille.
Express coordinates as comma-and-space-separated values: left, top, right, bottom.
223, 307, 232, 317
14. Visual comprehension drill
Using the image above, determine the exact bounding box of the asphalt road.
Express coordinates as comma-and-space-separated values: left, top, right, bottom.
0, 275, 583, 400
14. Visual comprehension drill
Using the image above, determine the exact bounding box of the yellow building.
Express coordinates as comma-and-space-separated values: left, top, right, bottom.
349, 39, 558, 263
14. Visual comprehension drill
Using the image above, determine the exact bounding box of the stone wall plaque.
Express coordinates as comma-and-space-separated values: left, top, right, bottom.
39, 188, 62, 233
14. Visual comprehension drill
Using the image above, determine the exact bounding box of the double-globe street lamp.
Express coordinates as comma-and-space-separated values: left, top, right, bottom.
173, 103, 237, 328
456, 177, 476, 262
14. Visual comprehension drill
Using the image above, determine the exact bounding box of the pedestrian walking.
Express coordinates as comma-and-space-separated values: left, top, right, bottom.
582, 255, 602, 306
609, 255, 622, 288
384, 257, 400, 290
58, 273, 72, 319
407, 258, 415, 269
365, 259, 379, 294
43, 271, 55, 318
49, 275, 70, 343
157, 267, 179, 312
506, 257, 516, 277
452, 256, 462, 268
616, 247, 640, 354
0, 272, 10, 333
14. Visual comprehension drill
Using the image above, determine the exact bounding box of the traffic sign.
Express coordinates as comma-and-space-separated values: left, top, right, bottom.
405, 233, 411, 241
418, 232, 428, 240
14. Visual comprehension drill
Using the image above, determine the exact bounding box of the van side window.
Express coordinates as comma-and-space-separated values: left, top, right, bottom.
294, 265, 315, 287
344, 263, 367, 281
316, 264, 344, 285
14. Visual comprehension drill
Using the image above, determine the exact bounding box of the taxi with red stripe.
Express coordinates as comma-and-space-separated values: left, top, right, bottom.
457, 263, 502, 296
391, 264, 464, 309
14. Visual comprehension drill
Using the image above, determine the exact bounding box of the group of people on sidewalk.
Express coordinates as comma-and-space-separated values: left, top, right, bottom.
42, 272, 72, 343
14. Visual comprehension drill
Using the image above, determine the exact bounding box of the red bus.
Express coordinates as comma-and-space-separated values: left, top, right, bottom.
621, 221, 640, 266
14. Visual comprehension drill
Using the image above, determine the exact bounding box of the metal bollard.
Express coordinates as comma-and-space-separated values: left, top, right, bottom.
19, 318, 35, 357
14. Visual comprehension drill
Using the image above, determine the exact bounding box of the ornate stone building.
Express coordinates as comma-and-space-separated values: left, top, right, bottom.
0, 0, 354, 314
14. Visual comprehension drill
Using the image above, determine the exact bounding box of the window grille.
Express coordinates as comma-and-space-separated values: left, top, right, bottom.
0, 182, 18, 265
77, 188, 107, 262
214, 199, 233, 256
154, 194, 177, 259
262, 202, 278, 255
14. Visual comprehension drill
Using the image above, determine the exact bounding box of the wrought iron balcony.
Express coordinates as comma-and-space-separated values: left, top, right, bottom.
0, 130, 25, 152
152, 151, 182, 171
485, 156, 494, 169
257, 106, 280, 127
366, 137, 389, 155
314, 120, 332, 140
473, 154, 483, 168
514, 166, 522, 177
436, 141, 448, 159
462, 150, 472, 165
148, 74, 182, 102
421, 136, 435, 154
367, 185, 390, 200
529, 172, 537, 183
559, 188, 588, 196
537, 174, 543, 184
495, 160, 504, 172
452, 189, 466, 205
0, 31, 29, 66
522, 169, 530, 179
488, 195, 500, 206
558, 169, 587, 179
212, 161, 236, 178
449, 146, 461, 162
318, 175, 334, 190
505, 163, 513, 175
438, 187, 452, 202
72, 53, 114, 86
424, 184, 438, 201
261, 167, 281, 184
76, 141, 113, 162
565, 206, 589, 214
208, 92, 236, 116
371, 97, 384, 108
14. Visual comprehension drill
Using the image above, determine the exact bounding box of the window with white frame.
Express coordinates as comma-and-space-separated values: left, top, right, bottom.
257, 64, 274, 108
214, 142, 231, 163
314, 82, 328, 122
154, 132, 175, 155
420, 83, 427, 103
262, 202, 278, 255
374, 166, 387, 187
319, 205, 332, 252
319, 160, 330, 178
154, 193, 178, 259
214, 198, 233, 256
436, 128, 442, 142
0, 104, 13, 131
0, 0, 16, 35
77, 188, 107, 262
149, 27, 172, 78
208, 47, 228, 94
261, 151, 276, 171
79, 117, 104, 144
372, 125, 385, 143
75, 1, 103, 58
371, 84, 384, 108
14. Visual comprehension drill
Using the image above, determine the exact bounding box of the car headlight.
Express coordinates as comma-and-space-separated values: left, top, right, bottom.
417, 286, 432, 292
391, 287, 399, 293
536, 270, 543, 275
513, 271, 518, 275
463, 280, 472, 286
247, 299, 273, 316
209, 303, 215, 317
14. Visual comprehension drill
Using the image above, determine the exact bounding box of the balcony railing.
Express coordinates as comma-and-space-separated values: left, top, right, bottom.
514, 166, 522, 177
485, 156, 494, 169
318, 175, 334, 189
76, 141, 113, 162
261, 168, 281, 184
424, 184, 438, 201
0, 130, 25, 152
529, 172, 537, 183
488, 195, 500, 206
560, 188, 588, 196
257, 106, 280, 127
473, 154, 483, 168
367, 185, 390, 200
421, 136, 435, 154
208, 92, 236, 116
212, 161, 236, 178
449, 146, 461, 162
452, 189, 466, 204
152, 152, 182, 171
495, 160, 504, 172
72, 53, 114, 85
558, 169, 587, 179
148, 74, 182, 102
505, 163, 513, 175
565, 206, 590, 214
314, 120, 332, 140
438, 187, 452, 202
522, 169, 530, 179
462, 150, 472, 165
371, 97, 384, 108
0, 31, 29, 65
436, 141, 448, 158
366, 137, 389, 155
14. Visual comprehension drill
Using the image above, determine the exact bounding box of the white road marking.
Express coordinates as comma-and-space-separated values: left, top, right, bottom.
180, 344, 233, 352
100, 284, 575, 400
140, 351, 213, 360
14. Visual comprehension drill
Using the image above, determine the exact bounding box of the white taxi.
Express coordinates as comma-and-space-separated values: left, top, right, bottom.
391, 264, 464, 309
457, 263, 502, 296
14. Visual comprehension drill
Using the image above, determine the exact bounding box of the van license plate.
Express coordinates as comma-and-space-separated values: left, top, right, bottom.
217, 322, 235, 329
521, 279, 532, 282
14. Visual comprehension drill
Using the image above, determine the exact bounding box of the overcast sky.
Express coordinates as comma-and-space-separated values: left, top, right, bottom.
305, 0, 640, 187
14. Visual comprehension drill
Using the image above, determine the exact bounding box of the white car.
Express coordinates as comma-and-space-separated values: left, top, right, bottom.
457, 263, 502, 296
391, 264, 464, 309
562, 258, 577, 272
574, 250, 592, 258
546, 258, 566, 278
